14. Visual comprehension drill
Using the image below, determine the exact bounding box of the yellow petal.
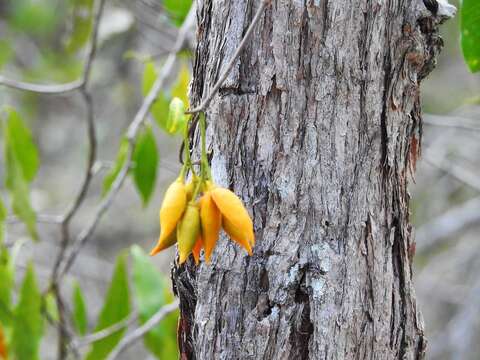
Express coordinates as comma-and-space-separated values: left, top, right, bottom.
200, 192, 222, 263
177, 203, 201, 264
211, 187, 255, 247
192, 236, 203, 265
222, 216, 253, 255
150, 228, 177, 256
159, 178, 187, 244
0, 325, 6, 360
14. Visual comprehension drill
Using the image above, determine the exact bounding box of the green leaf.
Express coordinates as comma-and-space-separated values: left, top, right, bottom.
130, 245, 178, 359
4, 147, 38, 240
4, 107, 39, 182
166, 97, 187, 135
133, 126, 159, 206
163, 0, 192, 27
43, 292, 59, 322
11, 263, 43, 360
65, 0, 95, 53
171, 64, 190, 107
0, 244, 13, 325
461, 0, 480, 72
151, 93, 171, 132
142, 60, 157, 96
0, 198, 6, 245
85, 253, 131, 360
72, 281, 88, 336
102, 138, 129, 196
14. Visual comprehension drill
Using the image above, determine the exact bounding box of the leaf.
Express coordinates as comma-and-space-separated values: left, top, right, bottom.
65, 0, 95, 53
4, 107, 39, 182
166, 97, 187, 135
133, 126, 159, 206
142, 60, 157, 96
43, 292, 59, 322
171, 64, 190, 107
11, 263, 43, 360
130, 246, 179, 359
102, 138, 129, 196
0, 198, 6, 245
72, 281, 88, 336
0, 244, 13, 325
85, 253, 131, 360
461, 0, 480, 72
163, 0, 192, 27
4, 147, 38, 239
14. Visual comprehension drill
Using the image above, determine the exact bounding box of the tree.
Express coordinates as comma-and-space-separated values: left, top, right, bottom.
173, 1, 454, 358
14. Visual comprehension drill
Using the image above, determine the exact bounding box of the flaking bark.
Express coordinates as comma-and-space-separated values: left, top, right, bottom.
173, 1, 450, 359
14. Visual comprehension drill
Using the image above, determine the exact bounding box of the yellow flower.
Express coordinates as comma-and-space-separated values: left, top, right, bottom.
149, 228, 177, 256
177, 202, 201, 264
150, 177, 187, 256
199, 192, 222, 262
0, 325, 7, 360
211, 187, 255, 255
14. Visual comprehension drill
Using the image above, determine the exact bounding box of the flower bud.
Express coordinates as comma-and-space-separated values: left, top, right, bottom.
177, 203, 201, 264
149, 227, 177, 256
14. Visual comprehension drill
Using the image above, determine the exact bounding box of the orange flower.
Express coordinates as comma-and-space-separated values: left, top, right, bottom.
0, 325, 7, 360
211, 187, 255, 254
199, 192, 222, 262
150, 177, 187, 256
192, 236, 203, 265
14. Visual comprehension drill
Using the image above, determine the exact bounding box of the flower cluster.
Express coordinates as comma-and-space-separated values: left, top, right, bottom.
149, 113, 254, 264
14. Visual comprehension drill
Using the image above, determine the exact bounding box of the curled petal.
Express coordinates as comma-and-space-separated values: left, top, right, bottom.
222, 217, 253, 255
200, 192, 222, 263
192, 236, 203, 265
211, 188, 255, 247
150, 228, 177, 256
158, 178, 187, 247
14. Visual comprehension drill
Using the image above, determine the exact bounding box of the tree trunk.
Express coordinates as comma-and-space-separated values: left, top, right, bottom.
173, 1, 449, 358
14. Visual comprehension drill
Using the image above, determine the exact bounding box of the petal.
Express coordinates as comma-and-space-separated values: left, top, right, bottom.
177, 203, 201, 264
200, 192, 222, 263
150, 228, 177, 256
211, 188, 255, 246
192, 236, 203, 265
159, 178, 187, 244
222, 216, 253, 255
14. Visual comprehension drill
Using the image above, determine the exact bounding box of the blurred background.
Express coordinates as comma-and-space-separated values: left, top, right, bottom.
0, 0, 479, 359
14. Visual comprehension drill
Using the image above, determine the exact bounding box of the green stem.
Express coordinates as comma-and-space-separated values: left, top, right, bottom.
199, 112, 211, 181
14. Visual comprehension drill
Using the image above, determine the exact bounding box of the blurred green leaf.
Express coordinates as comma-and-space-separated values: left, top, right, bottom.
102, 138, 129, 196
133, 126, 159, 206
72, 281, 88, 336
3, 108, 38, 239
171, 64, 190, 107
85, 253, 131, 360
163, 0, 192, 27
142, 60, 157, 96
4, 107, 39, 182
0, 243, 13, 325
65, 0, 95, 53
166, 97, 187, 135
43, 292, 59, 323
0, 198, 5, 244
11, 263, 43, 360
461, 0, 480, 72
130, 245, 178, 359
9, 0, 58, 36
0, 40, 13, 71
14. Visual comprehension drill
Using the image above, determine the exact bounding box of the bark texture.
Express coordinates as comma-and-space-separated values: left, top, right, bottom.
173, 1, 449, 359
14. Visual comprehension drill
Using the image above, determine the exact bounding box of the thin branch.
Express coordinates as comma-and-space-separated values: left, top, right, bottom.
0, 0, 105, 95
72, 311, 137, 349
106, 301, 179, 360
186, 0, 271, 114
56, 4, 197, 281
6, 214, 63, 225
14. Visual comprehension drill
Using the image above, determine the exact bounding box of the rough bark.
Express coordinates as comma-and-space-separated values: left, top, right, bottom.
173, 1, 449, 359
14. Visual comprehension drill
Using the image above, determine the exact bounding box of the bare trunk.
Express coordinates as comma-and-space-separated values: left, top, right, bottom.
173, 1, 448, 358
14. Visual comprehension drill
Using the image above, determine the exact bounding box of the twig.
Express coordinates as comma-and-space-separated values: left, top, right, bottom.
106, 301, 179, 360
416, 196, 480, 254
72, 311, 138, 349
423, 114, 480, 132
56, 4, 197, 281
6, 214, 63, 225
186, 0, 271, 114
423, 150, 480, 192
